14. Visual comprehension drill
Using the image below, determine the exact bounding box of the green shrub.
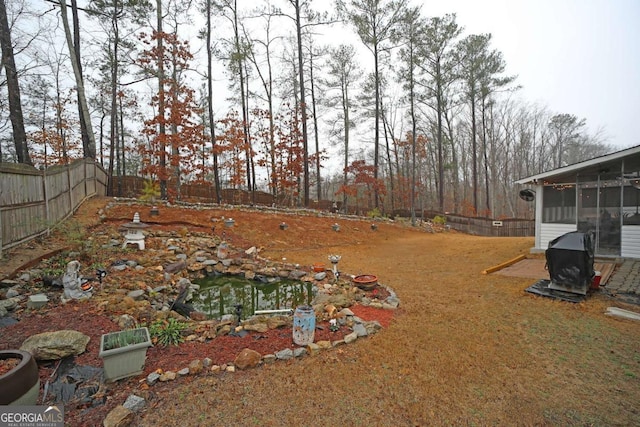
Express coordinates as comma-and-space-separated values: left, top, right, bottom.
433, 215, 447, 225
140, 179, 160, 202
149, 318, 188, 346
367, 207, 382, 218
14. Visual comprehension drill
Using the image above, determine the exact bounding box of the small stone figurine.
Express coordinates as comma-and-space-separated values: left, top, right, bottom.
62, 260, 91, 301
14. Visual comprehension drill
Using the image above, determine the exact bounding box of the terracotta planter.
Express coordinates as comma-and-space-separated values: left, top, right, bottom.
0, 350, 40, 405
99, 327, 152, 382
353, 274, 378, 291
312, 263, 325, 273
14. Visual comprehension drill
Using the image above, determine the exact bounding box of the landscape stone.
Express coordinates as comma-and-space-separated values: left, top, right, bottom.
353, 323, 368, 337
116, 314, 136, 329
316, 340, 332, 350
266, 317, 289, 329
307, 343, 321, 355
289, 269, 306, 279
5, 288, 20, 298
314, 272, 327, 281
20, 330, 90, 360
127, 290, 145, 300
146, 372, 160, 386
0, 298, 17, 311
364, 321, 382, 335
382, 302, 398, 310
177, 368, 189, 376
159, 371, 176, 381
0, 279, 20, 288
234, 348, 262, 369
123, 394, 146, 412
344, 331, 358, 344
262, 354, 276, 364
164, 260, 186, 274
339, 308, 354, 316
103, 405, 134, 427
275, 348, 293, 360
243, 323, 268, 333
188, 359, 204, 374
326, 294, 352, 308
293, 347, 307, 358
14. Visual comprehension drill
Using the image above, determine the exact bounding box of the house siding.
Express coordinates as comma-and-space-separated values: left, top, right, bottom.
621, 226, 640, 258
539, 223, 577, 249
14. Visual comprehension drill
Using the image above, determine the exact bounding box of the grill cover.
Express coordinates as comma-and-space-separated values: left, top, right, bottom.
545, 231, 595, 294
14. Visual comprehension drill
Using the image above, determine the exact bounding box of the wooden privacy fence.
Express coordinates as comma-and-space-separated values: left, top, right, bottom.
0, 159, 108, 256
423, 211, 534, 237
111, 175, 338, 211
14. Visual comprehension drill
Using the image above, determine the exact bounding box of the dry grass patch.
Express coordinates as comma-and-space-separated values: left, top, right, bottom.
140, 230, 639, 426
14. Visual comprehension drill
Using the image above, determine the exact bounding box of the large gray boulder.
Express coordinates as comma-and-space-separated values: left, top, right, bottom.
20, 330, 90, 360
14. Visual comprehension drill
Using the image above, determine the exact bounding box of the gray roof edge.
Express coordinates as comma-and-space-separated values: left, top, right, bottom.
515, 144, 640, 184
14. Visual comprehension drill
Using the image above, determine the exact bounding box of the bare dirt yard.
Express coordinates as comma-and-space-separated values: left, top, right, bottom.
1, 197, 639, 426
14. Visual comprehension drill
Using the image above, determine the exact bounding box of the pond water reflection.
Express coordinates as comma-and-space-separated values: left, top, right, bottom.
192, 275, 314, 319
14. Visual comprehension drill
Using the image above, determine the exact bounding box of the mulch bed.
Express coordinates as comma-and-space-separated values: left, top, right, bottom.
0, 358, 20, 375
0, 299, 394, 427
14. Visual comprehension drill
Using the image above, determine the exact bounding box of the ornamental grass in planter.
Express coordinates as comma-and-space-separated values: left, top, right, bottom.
99, 327, 152, 382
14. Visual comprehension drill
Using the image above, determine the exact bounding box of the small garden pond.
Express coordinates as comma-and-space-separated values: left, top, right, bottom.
192, 275, 315, 319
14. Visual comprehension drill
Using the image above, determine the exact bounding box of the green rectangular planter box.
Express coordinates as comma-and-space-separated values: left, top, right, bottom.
99, 327, 152, 382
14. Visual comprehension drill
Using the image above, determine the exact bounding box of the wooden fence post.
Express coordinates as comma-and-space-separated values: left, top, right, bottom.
67, 163, 73, 214
43, 166, 50, 237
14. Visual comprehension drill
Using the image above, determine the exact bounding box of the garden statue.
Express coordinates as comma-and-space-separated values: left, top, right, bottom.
328, 254, 341, 282
62, 260, 91, 301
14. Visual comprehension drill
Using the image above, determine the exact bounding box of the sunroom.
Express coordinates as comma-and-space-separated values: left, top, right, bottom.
516, 145, 640, 258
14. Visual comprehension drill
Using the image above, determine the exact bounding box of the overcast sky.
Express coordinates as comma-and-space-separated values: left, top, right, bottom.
422, 0, 640, 149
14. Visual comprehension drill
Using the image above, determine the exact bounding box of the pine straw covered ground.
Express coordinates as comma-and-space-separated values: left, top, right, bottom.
2, 198, 639, 426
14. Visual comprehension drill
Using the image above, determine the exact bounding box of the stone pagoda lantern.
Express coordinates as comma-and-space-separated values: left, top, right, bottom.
121, 212, 149, 250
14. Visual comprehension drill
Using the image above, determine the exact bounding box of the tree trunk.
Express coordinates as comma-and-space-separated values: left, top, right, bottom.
294, 0, 310, 207
443, 109, 459, 213
481, 96, 491, 214
470, 88, 478, 214
59, 0, 95, 159
309, 44, 322, 201
156, 0, 167, 199
108, 4, 119, 195
206, 0, 221, 203
70, 0, 91, 158
0, 0, 31, 165
373, 42, 380, 209
436, 67, 444, 212
381, 103, 395, 213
